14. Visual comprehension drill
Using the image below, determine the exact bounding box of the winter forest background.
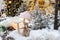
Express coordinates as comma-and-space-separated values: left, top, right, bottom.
0, 0, 60, 40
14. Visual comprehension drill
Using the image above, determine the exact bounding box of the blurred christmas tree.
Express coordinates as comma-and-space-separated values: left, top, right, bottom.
4, 0, 21, 16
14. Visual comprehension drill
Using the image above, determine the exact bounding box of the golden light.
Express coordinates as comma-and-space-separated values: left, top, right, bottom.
9, 1, 12, 4
44, 0, 50, 8
8, 6, 10, 8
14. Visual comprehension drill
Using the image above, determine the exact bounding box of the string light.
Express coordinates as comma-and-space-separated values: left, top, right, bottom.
9, 1, 11, 4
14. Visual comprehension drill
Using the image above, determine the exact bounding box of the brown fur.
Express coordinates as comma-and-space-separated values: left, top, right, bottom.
23, 23, 30, 37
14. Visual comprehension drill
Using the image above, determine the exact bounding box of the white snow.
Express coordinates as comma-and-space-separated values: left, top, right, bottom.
7, 29, 60, 40
0, 16, 22, 27
0, 17, 12, 27
0, 37, 2, 40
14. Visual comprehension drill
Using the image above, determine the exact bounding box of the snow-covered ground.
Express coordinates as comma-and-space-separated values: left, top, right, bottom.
0, 16, 59, 40
0, 17, 12, 27
0, 37, 2, 40
6, 29, 60, 40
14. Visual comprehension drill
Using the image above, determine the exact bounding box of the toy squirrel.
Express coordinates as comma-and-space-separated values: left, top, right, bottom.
23, 22, 30, 37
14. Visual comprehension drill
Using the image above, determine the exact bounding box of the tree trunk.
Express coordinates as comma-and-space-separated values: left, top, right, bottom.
54, 0, 59, 30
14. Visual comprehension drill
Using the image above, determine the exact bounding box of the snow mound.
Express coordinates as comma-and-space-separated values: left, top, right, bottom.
0, 37, 2, 40
0, 18, 12, 27
0, 17, 22, 27
7, 29, 60, 40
